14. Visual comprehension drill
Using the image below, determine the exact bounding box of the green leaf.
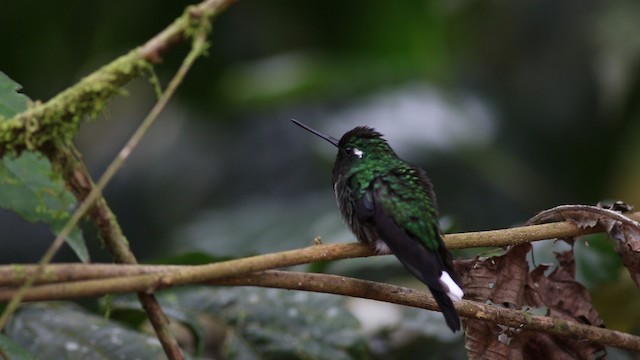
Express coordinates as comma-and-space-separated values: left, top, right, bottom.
0, 334, 36, 360
0, 71, 29, 118
112, 287, 370, 360
0, 151, 89, 262
575, 234, 623, 288
0, 72, 88, 262
4, 302, 166, 360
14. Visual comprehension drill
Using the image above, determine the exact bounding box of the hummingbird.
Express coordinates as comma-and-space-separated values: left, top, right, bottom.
291, 119, 463, 331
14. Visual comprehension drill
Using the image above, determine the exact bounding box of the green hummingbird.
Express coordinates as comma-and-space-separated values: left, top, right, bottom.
291, 119, 463, 331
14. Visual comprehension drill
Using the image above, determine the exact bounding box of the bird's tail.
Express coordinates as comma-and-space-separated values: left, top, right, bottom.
429, 272, 462, 332
386, 244, 464, 331
439, 270, 464, 302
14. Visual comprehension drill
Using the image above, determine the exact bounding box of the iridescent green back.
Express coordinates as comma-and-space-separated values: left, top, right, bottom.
338, 131, 441, 251
372, 164, 440, 250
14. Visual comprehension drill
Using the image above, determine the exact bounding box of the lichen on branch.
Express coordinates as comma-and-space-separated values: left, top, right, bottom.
0, 0, 235, 158
0, 52, 151, 157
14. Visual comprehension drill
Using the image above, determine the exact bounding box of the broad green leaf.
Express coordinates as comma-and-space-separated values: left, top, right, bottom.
575, 234, 623, 288
0, 72, 89, 262
0, 71, 29, 117
4, 302, 166, 360
0, 151, 89, 261
112, 287, 370, 360
0, 334, 36, 360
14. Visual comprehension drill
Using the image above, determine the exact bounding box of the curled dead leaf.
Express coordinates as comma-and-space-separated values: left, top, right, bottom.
527, 203, 640, 288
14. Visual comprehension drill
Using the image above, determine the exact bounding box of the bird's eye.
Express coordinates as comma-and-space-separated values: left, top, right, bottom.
344, 146, 363, 158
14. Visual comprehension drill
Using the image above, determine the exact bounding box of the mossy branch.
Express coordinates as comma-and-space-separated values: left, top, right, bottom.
0, 0, 234, 157
0, 50, 148, 156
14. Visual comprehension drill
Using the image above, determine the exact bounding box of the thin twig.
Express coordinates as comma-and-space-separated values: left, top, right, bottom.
127, 32, 210, 359
444, 219, 603, 249
0, 264, 184, 286
0, 243, 374, 301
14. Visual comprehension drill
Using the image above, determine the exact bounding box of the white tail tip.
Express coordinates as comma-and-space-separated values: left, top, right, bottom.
439, 271, 464, 301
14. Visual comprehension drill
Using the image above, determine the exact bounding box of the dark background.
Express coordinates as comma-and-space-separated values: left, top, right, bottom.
1, 0, 639, 353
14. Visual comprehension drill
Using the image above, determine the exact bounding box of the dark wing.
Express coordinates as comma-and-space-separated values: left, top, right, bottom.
358, 172, 461, 331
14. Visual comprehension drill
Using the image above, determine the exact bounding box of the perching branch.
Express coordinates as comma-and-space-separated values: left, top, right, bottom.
1, 266, 639, 352
0, 213, 640, 352
2, 212, 640, 290
442, 216, 623, 249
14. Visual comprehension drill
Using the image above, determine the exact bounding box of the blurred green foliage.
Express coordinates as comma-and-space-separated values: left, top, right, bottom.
5, 303, 168, 359
110, 288, 369, 359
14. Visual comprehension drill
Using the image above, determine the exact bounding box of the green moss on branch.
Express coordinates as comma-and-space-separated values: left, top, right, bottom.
0, 51, 150, 156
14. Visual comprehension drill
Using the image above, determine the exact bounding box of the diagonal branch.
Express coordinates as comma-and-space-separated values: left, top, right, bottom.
217, 271, 640, 352
0, 0, 235, 158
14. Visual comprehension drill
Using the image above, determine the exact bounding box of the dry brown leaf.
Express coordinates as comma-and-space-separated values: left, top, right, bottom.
459, 242, 606, 360
527, 249, 606, 359
458, 244, 530, 359
457, 243, 530, 307
463, 320, 519, 360
527, 203, 640, 288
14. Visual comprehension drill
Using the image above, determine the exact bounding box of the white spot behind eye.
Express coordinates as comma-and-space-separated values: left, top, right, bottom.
353, 148, 364, 158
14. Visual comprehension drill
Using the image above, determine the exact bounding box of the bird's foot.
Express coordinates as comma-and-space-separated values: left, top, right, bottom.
373, 240, 392, 255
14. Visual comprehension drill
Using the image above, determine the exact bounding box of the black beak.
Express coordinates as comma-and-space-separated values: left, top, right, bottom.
290, 119, 339, 147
